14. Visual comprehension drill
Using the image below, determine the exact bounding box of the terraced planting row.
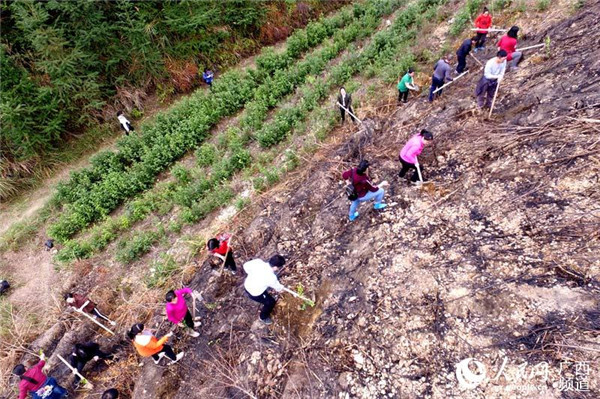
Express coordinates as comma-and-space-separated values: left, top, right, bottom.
47, 1, 371, 241
53, 0, 407, 262
56, 0, 451, 267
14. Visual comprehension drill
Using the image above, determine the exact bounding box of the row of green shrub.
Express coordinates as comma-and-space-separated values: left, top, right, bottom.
48, 0, 399, 243
1, 1, 349, 166
99, 0, 450, 264
53, 5, 356, 207
52, 1, 405, 261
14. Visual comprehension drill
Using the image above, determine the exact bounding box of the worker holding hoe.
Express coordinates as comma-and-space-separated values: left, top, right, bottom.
428, 55, 453, 102
399, 129, 434, 184
13, 352, 68, 399
243, 255, 286, 325
456, 37, 478, 74
397, 68, 418, 104
473, 7, 493, 52
497, 26, 522, 71
207, 233, 237, 275
337, 87, 357, 124
475, 50, 507, 109
65, 292, 116, 326
165, 287, 201, 337
342, 160, 388, 222
128, 323, 184, 365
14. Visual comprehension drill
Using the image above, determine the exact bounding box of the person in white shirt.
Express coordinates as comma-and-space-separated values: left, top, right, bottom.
474, 50, 507, 109
243, 255, 286, 325
116, 111, 134, 135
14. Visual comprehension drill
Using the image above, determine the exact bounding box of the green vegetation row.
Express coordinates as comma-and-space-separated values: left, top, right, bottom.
57, 0, 449, 265
114, 0, 451, 266
52, 0, 408, 261
47, 3, 382, 242
52, 4, 356, 207
0, 1, 349, 166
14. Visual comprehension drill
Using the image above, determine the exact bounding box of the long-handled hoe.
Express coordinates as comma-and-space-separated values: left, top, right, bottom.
336, 102, 363, 125
413, 157, 433, 187
57, 354, 93, 389
281, 286, 315, 308
75, 301, 115, 335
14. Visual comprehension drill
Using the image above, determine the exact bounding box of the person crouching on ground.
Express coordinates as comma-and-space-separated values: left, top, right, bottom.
497, 26, 522, 71
475, 50, 507, 109
128, 323, 184, 365
243, 255, 286, 325
69, 342, 113, 386
399, 129, 433, 184
342, 160, 387, 222
13, 353, 67, 399
165, 287, 200, 337
207, 233, 237, 275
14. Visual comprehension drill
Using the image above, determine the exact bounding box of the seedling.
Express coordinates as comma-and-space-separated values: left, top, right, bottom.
294, 283, 315, 309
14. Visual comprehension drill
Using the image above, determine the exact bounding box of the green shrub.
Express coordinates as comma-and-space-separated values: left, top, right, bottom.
172, 165, 191, 184
145, 254, 180, 288
115, 229, 162, 264
493, 0, 511, 10
450, 0, 484, 36
48, 2, 392, 241
536, 0, 550, 11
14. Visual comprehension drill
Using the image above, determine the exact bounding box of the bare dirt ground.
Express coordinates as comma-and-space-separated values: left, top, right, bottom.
2, 1, 599, 398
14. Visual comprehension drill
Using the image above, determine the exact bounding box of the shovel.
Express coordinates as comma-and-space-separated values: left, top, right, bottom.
413, 158, 433, 187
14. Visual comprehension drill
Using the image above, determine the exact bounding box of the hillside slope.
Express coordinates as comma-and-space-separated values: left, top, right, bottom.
2, 1, 598, 398
132, 2, 599, 397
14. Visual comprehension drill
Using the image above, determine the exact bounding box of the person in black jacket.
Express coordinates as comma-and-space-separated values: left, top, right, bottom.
102, 388, 119, 399
0, 280, 9, 295
456, 37, 477, 74
337, 87, 357, 124
69, 342, 113, 385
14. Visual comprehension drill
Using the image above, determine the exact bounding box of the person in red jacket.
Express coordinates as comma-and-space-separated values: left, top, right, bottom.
207, 233, 236, 275
473, 7, 492, 52
13, 354, 67, 399
497, 26, 522, 71
342, 160, 387, 221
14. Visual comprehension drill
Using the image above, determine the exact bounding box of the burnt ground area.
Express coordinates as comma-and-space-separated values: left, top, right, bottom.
142, 3, 599, 398
3, 2, 600, 399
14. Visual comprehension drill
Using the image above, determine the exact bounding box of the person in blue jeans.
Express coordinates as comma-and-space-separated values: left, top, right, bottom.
342, 160, 387, 221
428, 56, 453, 102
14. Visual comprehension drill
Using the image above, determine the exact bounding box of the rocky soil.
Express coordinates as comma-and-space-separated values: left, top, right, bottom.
2, 1, 599, 398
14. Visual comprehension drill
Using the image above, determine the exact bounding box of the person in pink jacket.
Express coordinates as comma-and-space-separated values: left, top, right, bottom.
399, 129, 433, 184
165, 287, 201, 337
